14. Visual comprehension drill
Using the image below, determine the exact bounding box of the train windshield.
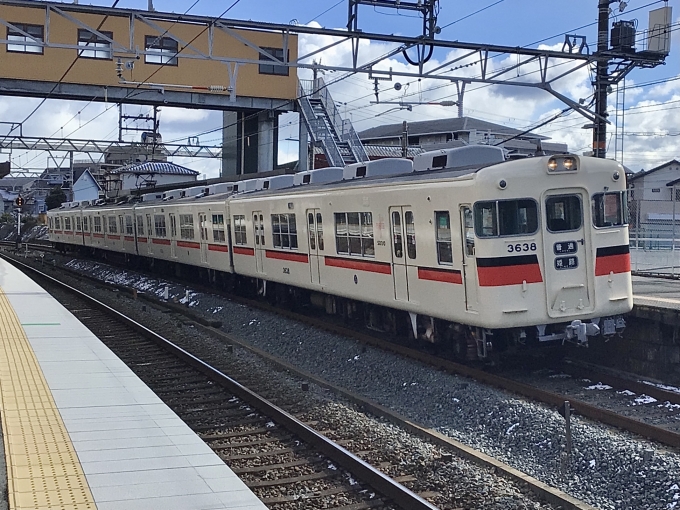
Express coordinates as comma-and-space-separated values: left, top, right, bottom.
592, 191, 628, 228
474, 199, 538, 237
545, 195, 582, 232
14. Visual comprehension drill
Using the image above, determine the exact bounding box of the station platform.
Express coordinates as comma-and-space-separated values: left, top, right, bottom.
633, 275, 680, 311
0, 258, 267, 510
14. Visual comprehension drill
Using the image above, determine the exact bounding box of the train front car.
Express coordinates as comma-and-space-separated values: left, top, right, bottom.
471, 154, 632, 351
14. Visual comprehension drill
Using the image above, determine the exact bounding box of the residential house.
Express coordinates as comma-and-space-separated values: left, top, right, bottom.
104, 161, 199, 197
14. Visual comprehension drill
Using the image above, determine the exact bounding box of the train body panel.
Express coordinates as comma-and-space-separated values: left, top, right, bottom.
47, 152, 633, 353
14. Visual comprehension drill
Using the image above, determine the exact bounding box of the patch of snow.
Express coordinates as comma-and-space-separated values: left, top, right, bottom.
548, 373, 572, 379
617, 389, 636, 396
585, 383, 613, 390
642, 380, 680, 394
633, 394, 657, 405
589, 459, 596, 468
506, 423, 519, 435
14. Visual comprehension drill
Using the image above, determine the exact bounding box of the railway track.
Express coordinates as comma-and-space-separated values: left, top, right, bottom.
7, 256, 438, 510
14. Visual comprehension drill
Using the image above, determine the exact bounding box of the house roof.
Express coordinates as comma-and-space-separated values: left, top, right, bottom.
74, 169, 102, 190
0, 177, 37, 188
627, 159, 680, 182
357, 116, 549, 141
108, 161, 199, 176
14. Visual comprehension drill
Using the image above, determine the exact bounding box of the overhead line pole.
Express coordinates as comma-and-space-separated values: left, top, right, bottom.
594, 0, 611, 159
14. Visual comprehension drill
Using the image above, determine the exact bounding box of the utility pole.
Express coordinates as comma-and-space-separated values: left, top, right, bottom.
594, 0, 611, 159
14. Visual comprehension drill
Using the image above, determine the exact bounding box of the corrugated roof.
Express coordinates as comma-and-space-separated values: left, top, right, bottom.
358, 116, 549, 141
108, 161, 199, 176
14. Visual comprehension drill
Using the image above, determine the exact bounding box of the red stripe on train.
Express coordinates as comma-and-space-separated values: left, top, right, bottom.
595, 253, 630, 276
107, 235, 121, 240
477, 264, 543, 286
266, 250, 309, 263
177, 241, 200, 249
93, 233, 104, 238
208, 244, 229, 252
124, 236, 135, 242
138, 237, 147, 243
324, 256, 391, 275
417, 267, 462, 284
233, 246, 255, 256
152, 238, 171, 245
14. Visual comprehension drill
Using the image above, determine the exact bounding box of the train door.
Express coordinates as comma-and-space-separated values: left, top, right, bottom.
253, 211, 265, 273
307, 209, 323, 284
146, 214, 154, 255
389, 206, 412, 301
460, 206, 478, 312
542, 190, 594, 317
199, 212, 208, 263
169, 213, 177, 258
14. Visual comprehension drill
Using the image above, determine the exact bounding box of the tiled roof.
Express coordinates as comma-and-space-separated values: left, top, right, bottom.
313, 145, 425, 158
108, 161, 199, 176
628, 159, 680, 182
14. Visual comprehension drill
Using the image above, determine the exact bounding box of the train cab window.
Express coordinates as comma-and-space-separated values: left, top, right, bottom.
180, 214, 195, 239
405, 211, 416, 259
154, 214, 167, 237
317, 213, 324, 250
271, 213, 297, 249
136, 215, 144, 236
233, 215, 247, 245
435, 211, 453, 264
474, 199, 538, 237
335, 212, 374, 257
212, 214, 226, 242
93, 216, 101, 233
546, 195, 582, 232
391, 212, 403, 258
592, 191, 628, 228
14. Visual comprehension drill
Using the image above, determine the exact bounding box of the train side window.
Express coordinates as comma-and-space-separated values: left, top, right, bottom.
212, 214, 226, 242
308, 213, 316, 250
405, 211, 416, 259
108, 216, 117, 234
125, 216, 133, 235
473, 202, 497, 237
180, 214, 195, 239
592, 191, 627, 228
169, 214, 177, 238
146, 215, 152, 238
136, 215, 144, 236
360, 213, 374, 256
154, 214, 167, 237
119, 216, 125, 236
546, 195, 582, 232
55, 217, 61, 230
317, 213, 324, 250
392, 211, 403, 258
233, 215, 247, 245
435, 211, 453, 264
335, 213, 349, 254
93, 216, 101, 233
260, 214, 265, 246
75, 216, 81, 232
64, 217, 72, 231
272, 214, 281, 247
463, 207, 475, 257
271, 213, 297, 249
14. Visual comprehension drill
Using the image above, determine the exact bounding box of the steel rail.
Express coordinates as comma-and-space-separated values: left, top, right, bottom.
2, 254, 439, 510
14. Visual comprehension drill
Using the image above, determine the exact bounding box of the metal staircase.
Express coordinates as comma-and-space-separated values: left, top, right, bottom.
298, 77, 369, 168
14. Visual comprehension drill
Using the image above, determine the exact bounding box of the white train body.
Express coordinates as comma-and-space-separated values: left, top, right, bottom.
48, 152, 632, 354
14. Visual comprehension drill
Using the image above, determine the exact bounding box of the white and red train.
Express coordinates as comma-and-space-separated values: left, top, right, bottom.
48, 146, 633, 359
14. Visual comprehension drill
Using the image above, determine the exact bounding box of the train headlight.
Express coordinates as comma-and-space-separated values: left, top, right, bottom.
547, 155, 579, 173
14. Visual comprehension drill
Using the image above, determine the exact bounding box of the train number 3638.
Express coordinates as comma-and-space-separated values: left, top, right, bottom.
507, 242, 537, 253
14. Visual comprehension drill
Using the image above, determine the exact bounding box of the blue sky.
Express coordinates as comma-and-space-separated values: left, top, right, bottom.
1, 0, 678, 176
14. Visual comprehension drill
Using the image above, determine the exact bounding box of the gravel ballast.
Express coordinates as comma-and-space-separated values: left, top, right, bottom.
39, 256, 680, 509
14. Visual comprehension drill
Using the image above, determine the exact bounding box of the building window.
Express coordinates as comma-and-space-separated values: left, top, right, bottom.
7, 23, 43, 54
154, 214, 167, 237
93, 216, 101, 233
271, 213, 298, 249
136, 215, 144, 236
259, 47, 289, 76
435, 211, 453, 265
77, 29, 112, 59
108, 216, 117, 234
212, 214, 225, 242
335, 212, 374, 257
145, 35, 178, 65
179, 214, 195, 240
652, 188, 661, 193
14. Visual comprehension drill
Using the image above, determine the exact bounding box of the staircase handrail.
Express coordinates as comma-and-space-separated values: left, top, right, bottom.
344, 120, 370, 162
297, 81, 344, 167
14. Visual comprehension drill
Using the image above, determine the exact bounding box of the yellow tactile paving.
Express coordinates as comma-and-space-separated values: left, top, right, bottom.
0, 288, 97, 510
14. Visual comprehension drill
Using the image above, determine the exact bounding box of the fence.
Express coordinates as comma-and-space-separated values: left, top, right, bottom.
628, 186, 680, 275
